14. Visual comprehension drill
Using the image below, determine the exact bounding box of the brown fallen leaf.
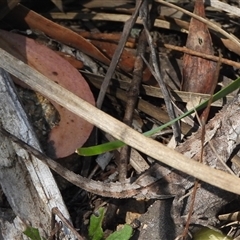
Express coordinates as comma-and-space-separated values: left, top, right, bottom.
77, 31, 136, 48
4, 4, 111, 66
4, 4, 154, 83
0, 30, 95, 158
182, 0, 217, 94
90, 39, 155, 84
56, 51, 84, 69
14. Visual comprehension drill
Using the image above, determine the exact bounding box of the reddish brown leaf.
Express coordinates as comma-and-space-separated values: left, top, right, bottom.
56, 51, 84, 69
0, 30, 95, 158
182, 0, 217, 94
90, 39, 154, 84
77, 31, 137, 48
4, 4, 111, 67
4, 4, 155, 83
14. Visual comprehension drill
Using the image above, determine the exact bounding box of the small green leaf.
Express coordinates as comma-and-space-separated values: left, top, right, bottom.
23, 226, 43, 240
77, 76, 240, 156
106, 224, 133, 240
193, 227, 233, 240
77, 140, 125, 156
88, 207, 105, 240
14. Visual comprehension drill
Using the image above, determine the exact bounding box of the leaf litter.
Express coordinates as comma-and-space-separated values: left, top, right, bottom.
1, 0, 240, 239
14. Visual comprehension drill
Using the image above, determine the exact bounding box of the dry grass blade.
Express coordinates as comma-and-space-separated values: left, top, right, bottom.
1, 47, 240, 195
209, 0, 240, 16
156, 0, 240, 47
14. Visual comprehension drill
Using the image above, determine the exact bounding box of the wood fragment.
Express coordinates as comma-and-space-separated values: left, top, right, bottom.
0, 69, 76, 239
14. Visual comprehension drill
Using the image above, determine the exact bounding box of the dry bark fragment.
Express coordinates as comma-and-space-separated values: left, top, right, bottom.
137, 92, 240, 239
0, 69, 76, 239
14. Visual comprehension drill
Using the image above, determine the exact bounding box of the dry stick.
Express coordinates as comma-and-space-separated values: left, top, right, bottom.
181, 55, 222, 239
142, 19, 181, 141
2, 49, 240, 195
119, 0, 151, 182
45, 9, 240, 49
83, 71, 233, 107
119, 10, 147, 181
156, 0, 240, 47
164, 43, 240, 69
0, 125, 173, 199
96, 0, 143, 108
94, 0, 142, 181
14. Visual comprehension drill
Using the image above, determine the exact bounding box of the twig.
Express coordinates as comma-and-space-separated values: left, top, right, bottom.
51, 207, 84, 240
156, 0, 240, 47
0, 125, 173, 198
82, 71, 234, 107
96, 0, 143, 108
95, 0, 143, 180
164, 43, 240, 69
142, 22, 181, 141
181, 53, 222, 239
118, 1, 148, 182
118, 0, 154, 182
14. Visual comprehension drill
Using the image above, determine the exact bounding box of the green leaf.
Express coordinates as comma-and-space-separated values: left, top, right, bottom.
193, 227, 233, 240
88, 207, 105, 240
23, 226, 43, 240
77, 76, 240, 156
106, 224, 133, 240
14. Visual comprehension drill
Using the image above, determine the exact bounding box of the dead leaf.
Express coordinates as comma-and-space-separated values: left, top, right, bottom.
220, 37, 240, 56
77, 31, 136, 48
0, 30, 95, 158
4, 4, 111, 66
90, 39, 154, 84
56, 51, 84, 69
182, 0, 217, 94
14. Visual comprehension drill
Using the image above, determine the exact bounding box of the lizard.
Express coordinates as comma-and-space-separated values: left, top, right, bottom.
1, 77, 240, 239
2, 93, 240, 202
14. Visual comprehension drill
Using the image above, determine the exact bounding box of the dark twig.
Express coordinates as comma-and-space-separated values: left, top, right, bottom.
95, 0, 143, 181
118, 0, 158, 182
118, 0, 150, 182
181, 55, 222, 239
142, 18, 181, 141
96, 0, 143, 109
